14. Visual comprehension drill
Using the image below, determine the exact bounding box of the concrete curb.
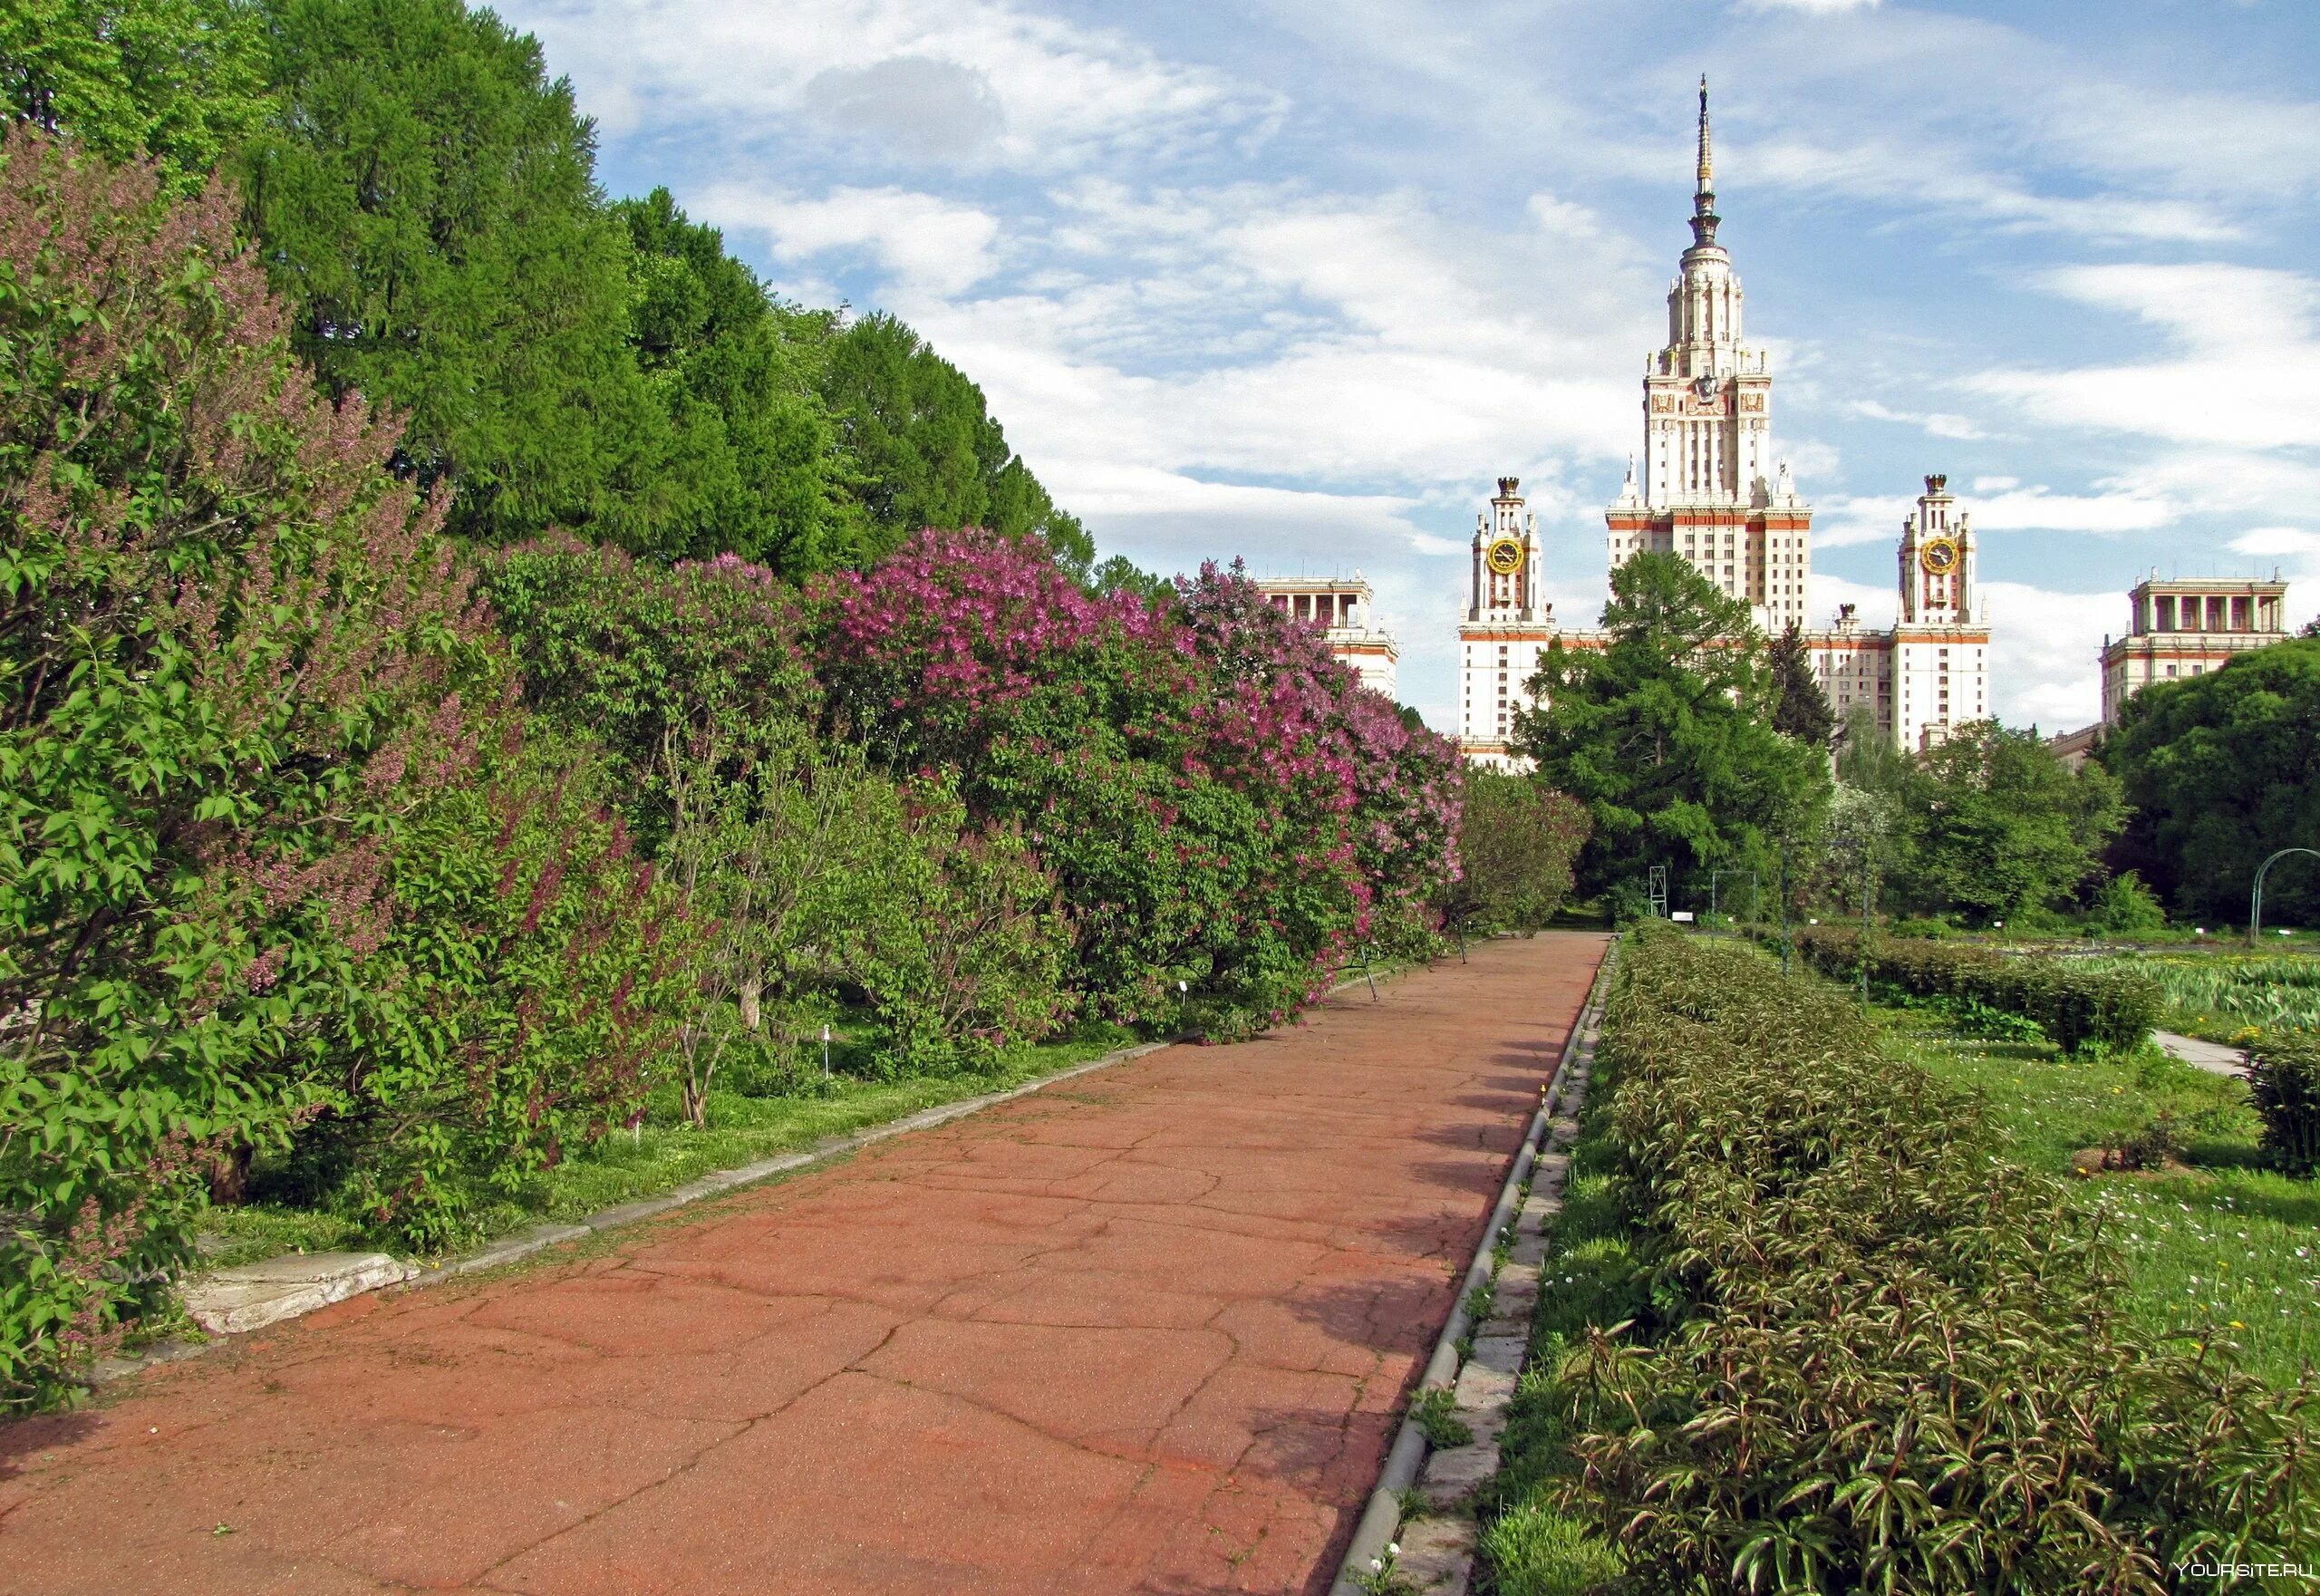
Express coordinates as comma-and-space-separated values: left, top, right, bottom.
1328, 943, 1614, 1596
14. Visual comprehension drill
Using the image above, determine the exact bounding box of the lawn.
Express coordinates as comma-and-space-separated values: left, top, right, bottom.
1880, 1006, 2320, 1389
197, 1019, 1147, 1268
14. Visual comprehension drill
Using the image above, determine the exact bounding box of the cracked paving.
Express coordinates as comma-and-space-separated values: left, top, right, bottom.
0, 933, 1606, 1596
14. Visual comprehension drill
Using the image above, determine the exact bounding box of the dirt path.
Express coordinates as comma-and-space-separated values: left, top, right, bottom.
0, 934, 1606, 1596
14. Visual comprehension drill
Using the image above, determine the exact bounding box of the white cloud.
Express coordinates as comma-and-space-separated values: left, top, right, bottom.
1968, 265, 2320, 450
1812, 483, 2174, 549
499, 0, 1281, 168
692, 184, 1002, 296
1851, 400, 1990, 441
2230, 526, 2319, 558
1738, 0, 1879, 10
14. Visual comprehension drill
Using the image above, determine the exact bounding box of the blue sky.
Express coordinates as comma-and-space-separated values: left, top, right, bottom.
501, 0, 2320, 734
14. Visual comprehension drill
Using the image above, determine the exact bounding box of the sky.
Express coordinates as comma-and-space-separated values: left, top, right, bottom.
499, 0, 2320, 735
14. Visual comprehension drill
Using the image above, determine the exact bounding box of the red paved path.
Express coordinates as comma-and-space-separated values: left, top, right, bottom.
0, 934, 1605, 1596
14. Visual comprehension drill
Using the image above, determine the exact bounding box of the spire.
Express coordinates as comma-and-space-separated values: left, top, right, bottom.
1688, 74, 1722, 250
1696, 74, 1713, 196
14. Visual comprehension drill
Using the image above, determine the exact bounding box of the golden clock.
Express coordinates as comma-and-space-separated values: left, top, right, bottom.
1919, 537, 1959, 576
1485, 537, 1524, 576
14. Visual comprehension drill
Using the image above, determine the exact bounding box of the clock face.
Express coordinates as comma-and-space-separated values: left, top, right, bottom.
1485, 537, 1524, 576
1920, 537, 1959, 576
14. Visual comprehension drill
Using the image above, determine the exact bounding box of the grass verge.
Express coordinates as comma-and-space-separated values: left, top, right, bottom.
197, 1020, 1145, 1267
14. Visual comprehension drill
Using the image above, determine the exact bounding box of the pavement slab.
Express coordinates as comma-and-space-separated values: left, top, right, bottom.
0, 933, 1605, 1596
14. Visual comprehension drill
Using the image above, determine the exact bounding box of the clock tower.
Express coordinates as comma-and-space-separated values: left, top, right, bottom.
1899, 474, 1973, 625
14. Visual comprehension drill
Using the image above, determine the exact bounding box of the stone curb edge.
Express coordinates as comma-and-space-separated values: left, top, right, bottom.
1328, 941, 1615, 1596
97, 962, 1413, 1386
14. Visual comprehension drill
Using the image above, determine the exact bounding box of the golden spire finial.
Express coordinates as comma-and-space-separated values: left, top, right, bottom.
1696, 74, 1713, 193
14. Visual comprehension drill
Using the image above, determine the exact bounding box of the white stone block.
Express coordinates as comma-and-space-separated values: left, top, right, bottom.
183, 1252, 416, 1335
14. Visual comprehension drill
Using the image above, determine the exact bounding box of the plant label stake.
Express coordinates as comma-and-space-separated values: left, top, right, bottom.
821, 1023, 831, 1082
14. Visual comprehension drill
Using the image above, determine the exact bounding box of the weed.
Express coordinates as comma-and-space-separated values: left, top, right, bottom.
1411, 1387, 1473, 1450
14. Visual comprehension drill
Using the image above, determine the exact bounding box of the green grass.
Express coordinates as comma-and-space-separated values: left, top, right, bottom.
197, 1020, 1146, 1268
1881, 1006, 2320, 1390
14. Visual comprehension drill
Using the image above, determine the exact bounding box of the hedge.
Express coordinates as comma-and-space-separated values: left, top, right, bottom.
1531, 926, 2313, 1592
1792, 926, 2160, 1054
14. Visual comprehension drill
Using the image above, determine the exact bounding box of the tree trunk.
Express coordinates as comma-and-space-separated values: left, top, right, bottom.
740, 972, 762, 1032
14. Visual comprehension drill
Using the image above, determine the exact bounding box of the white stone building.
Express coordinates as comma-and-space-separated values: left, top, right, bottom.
2100, 576, 2291, 724
1454, 81, 1993, 765
1255, 574, 1399, 698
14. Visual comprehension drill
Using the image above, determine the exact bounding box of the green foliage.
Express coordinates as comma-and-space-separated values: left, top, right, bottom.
1547, 927, 2315, 1591
819, 311, 1095, 577
2083, 953, 2320, 1037
0, 133, 463, 1397
1514, 552, 1829, 907
613, 188, 868, 572
1450, 772, 1589, 933
2248, 1030, 2320, 1177
1793, 927, 2160, 1054
0, 0, 273, 193
1893, 720, 2125, 923
1764, 618, 1834, 746
302, 727, 694, 1248
484, 539, 822, 843
1479, 1504, 1624, 1596
850, 787, 1078, 1073
2103, 637, 2320, 926
2091, 868, 2169, 933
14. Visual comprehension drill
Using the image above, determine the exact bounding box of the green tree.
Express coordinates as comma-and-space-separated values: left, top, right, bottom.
2102, 638, 2320, 925
1834, 702, 1911, 798
1513, 553, 1830, 909
820, 311, 1094, 575
1, 0, 273, 193
1895, 721, 2124, 924
613, 188, 870, 573
1450, 773, 1590, 933
1766, 620, 1835, 747
237, 0, 667, 542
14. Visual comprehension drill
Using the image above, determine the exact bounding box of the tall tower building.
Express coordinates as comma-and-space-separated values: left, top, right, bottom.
1605, 79, 1812, 634
1456, 477, 1553, 768
1451, 80, 1997, 766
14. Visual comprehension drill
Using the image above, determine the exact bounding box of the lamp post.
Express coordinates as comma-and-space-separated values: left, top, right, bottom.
2251, 848, 2320, 947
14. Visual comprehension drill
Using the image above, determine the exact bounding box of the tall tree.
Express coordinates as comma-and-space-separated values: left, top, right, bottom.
1766, 620, 1835, 747
1, 0, 272, 193
613, 187, 868, 572
237, 0, 667, 542
2102, 638, 2320, 924
1895, 721, 2124, 924
1513, 552, 1829, 909
820, 311, 1095, 576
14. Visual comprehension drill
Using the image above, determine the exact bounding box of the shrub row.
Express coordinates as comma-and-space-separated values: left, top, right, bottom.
1531, 926, 2312, 1592
1792, 924, 2160, 1054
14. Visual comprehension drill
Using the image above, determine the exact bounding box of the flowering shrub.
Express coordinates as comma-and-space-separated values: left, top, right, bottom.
486, 538, 822, 843
0, 134, 678, 1398
813, 532, 1460, 1031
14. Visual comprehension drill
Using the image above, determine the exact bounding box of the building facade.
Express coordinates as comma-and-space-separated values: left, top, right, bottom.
2099, 576, 2291, 724
1454, 82, 1993, 766
1255, 574, 1399, 698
